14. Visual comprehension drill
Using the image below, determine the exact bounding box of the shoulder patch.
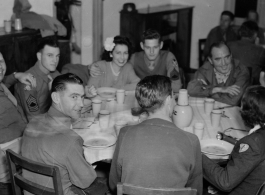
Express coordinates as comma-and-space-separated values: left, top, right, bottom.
26, 94, 39, 112
239, 143, 249, 153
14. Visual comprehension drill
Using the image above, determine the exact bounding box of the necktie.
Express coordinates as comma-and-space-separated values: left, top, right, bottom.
47, 75, 53, 91
0, 82, 17, 106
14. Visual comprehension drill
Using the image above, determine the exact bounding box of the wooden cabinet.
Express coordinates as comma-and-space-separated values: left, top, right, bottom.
120, 4, 193, 70
0, 28, 41, 75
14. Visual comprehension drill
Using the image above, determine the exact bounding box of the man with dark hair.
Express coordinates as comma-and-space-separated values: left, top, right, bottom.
109, 75, 202, 194
15, 36, 61, 121
204, 11, 238, 58
22, 73, 108, 195
90, 29, 182, 92
188, 42, 249, 106
203, 85, 265, 195
228, 21, 265, 84
247, 10, 265, 45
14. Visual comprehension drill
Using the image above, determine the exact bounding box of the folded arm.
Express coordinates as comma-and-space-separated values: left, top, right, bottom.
210, 67, 249, 106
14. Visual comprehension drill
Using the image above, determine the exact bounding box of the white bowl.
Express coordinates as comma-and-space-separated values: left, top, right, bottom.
97, 87, 117, 99
83, 134, 116, 148
200, 139, 234, 156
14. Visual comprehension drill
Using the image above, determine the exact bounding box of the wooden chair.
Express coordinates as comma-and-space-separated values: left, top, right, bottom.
117, 183, 197, 195
256, 181, 265, 195
6, 149, 63, 195
198, 39, 206, 67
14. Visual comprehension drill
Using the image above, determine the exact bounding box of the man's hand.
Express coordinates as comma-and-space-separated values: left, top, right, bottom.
90, 63, 103, 77
213, 85, 240, 96
15, 72, 36, 88
198, 79, 208, 86
80, 98, 92, 118
260, 72, 265, 87
85, 85, 97, 97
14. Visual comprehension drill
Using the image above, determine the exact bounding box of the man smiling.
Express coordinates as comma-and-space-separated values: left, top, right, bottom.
90, 29, 182, 92
187, 42, 249, 105
22, 73, 108, 195
15, 36, 61, 121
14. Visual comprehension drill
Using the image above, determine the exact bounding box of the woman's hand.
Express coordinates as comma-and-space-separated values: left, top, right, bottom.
85, 85, 97, 98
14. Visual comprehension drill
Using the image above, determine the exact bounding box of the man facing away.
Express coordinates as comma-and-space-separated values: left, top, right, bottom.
109, 75, 202, 194
0, 52, 36, 195
246, 10, 265, 46
90, 29, 182, 92
204, 11, 237, 58
15, 36, 61, 122
187, 41, 249, 106
21, 73, 108, 195
228, 21, 265, 84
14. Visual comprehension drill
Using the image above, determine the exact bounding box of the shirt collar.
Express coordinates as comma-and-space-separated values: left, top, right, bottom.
214, 68, 231, 84
47, 106, 73, 128
32, 61, 50, 83
141, 118, 179, 129
144, 52, 161, 69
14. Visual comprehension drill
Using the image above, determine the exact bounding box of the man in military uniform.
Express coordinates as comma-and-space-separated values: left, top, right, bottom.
22, 73, 108, 195
15, 36, 60, 122
203, 86, 265, 195
0, 52, 36, 195
90, 29, 182, 92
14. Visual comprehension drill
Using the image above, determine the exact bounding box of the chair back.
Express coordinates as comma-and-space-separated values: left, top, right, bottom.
6, 149, 63, 195
117, 183, 197, 195
256, 181, 265, 195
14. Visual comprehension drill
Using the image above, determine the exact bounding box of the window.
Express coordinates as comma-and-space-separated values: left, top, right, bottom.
235, 0, 258, 18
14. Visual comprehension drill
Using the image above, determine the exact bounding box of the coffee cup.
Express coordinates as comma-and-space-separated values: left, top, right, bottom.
99, 110, 110, 129
116, 89, 125, 104
92, 99, 102, 117
211, 109, 222, 127
204, 98, 215, 115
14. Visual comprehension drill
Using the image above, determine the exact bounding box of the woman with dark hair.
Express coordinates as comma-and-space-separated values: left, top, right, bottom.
203, 85, 265, 195
86, 36, 140, 93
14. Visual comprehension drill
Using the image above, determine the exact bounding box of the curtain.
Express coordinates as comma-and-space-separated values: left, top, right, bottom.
257, 0, 265, 28
93, 0, 103, 61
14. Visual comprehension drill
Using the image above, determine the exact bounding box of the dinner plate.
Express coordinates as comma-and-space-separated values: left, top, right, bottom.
97, 87, 117, 99
83, 135, 116, 148
200, 139, 234, 156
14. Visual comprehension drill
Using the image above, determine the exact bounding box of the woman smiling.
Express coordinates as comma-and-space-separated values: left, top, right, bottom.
87, 36, 140, 92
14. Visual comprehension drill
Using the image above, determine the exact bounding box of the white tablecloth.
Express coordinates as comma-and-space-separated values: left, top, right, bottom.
74, 93, 248, 164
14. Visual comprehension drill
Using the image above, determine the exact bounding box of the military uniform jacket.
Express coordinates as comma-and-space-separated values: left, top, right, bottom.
203, 128, 265, 195
15, 62, 60, 122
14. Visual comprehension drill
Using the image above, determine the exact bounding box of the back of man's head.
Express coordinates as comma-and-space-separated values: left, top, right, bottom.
239, 21, 259, 39
221, 11, 234, 21
136, 75, 172, 113
142, 29, 161, 43
37, 36, 59, 53
51, 73, 83, 93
